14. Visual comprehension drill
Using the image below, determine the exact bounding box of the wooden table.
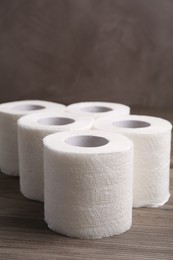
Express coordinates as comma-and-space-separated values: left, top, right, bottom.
0, 107, 172, 260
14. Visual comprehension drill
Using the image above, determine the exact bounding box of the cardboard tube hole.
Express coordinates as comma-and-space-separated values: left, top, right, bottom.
113, 120, 151, 128
38, 117, 75, 126
13, 104, 45, 111
81, 106, 112, 113
65, 135, 109, 147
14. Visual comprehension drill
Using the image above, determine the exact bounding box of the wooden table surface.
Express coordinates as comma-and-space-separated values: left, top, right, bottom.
0, 107, 172, 260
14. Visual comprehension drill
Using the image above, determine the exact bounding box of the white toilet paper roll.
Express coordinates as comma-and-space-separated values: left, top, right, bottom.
66, 102, 130, 119
43, 130, 133, 239
95, 115, 172, 208
0, 100, 65, 176
18, 112, 94, 202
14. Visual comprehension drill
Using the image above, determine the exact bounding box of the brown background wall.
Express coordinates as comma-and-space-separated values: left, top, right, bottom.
0, 0, 173, 106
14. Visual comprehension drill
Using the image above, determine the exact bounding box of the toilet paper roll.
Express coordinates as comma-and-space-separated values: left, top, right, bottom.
43, 130, 133, 239
95, 115, 172, 208
0, 100, 65, 176
18, 112, 94, 202
66, 102, 130, 119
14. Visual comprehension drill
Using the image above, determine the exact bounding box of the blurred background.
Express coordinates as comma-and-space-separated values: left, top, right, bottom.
0, 0, 173, 106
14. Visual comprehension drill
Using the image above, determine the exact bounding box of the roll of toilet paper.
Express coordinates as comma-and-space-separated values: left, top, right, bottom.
18, 112, 94, 202
95, 115, 172, 208
66, 102, 130, 119
43, 130, 133, 239
0, 100, 65, 176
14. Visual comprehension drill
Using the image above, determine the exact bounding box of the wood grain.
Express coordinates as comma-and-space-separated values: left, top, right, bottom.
0, 108, 172, 260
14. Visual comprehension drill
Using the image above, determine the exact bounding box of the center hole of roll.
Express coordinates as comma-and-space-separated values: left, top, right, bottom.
38, 117, 75, 126
113, 120, 151, 128
81, 106, 112, 113
13, 104, 45, 111
65, 135, 109, 147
